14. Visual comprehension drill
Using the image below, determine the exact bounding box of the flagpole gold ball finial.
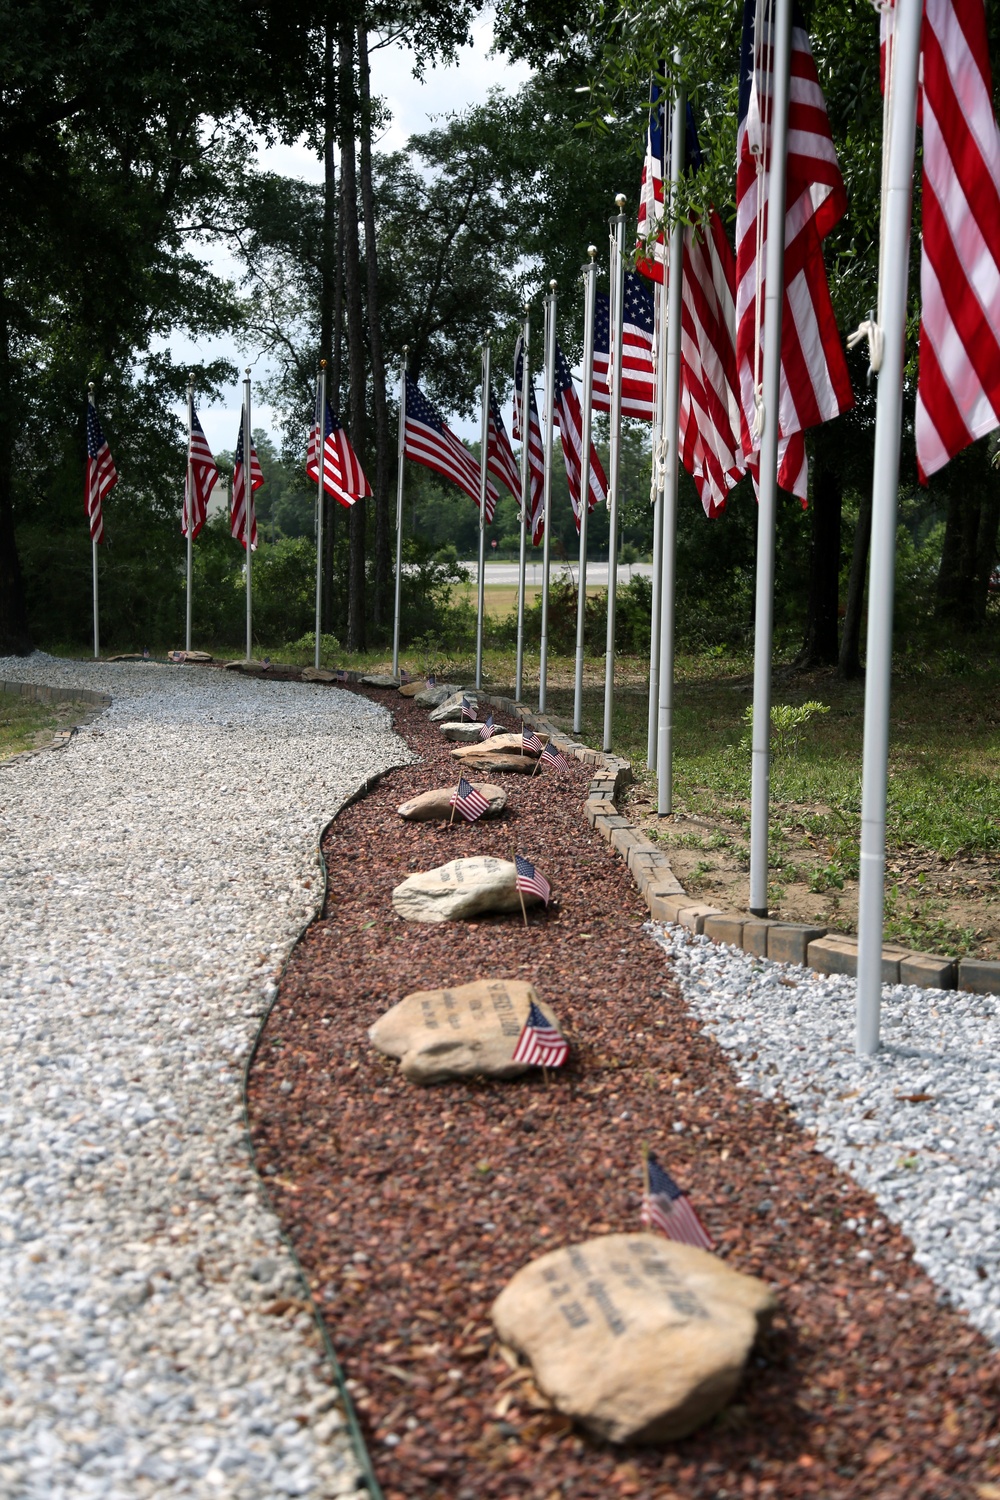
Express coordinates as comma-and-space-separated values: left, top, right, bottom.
615, 193, 626, 209
588, 245, 597, 261
549, 279, 557, 291
319, 358, 327, 369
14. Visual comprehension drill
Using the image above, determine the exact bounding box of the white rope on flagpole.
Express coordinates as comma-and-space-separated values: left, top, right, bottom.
243, 369, 253, 663
314, 361, 326, 671
574, 248, 598, 736
748, 0, 793, 914
475, 338, 490, 691
856, 0, 923, 1055
539, 282, 557, 713
603, 197, 627, 753
656, 58, 686, 815
848, 0, 897, 377
515, 307, 530, 703
391, 347, 408, 680
185, 372, 194, 654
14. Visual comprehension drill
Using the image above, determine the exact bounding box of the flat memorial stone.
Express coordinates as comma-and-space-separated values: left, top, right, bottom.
397, 784, 507, 821
369, 978, 559, 1082
361, 673, 399, 687
301, 666, 336, 682
392, 856, 540, 922
440, 722, 488, 742
399, 681, 426, 697
492, 1233, 777, 1445
452, 731, 546, 759
429, 690, 469, 721
414, 682, 463, 707
449, 750, 537, 775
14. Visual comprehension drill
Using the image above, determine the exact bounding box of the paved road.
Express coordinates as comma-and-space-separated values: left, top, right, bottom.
456, 561, 653, 586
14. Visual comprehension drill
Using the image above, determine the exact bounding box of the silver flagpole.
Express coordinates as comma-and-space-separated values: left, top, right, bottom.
243, 369, 253, 663
647, 284, 665, 770
314, 361, 327, 670
185, 372, 194, 653
475, 339, 491, 690
856, 0, 922, 1056
539, 281, 557, 712
656, 59, 686, 815
748, 0, 792, 915
603, 195, 627, 753
515, 308, 530, 703
392, 347, 408, 681
574, 248, 598, 735
88, 382, 99, 660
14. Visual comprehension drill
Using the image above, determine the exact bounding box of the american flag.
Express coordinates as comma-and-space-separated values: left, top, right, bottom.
487, 388, 521, 511
478, 712, 497, 740
461, 695, 478, 721
306, 392, 369, 506
914, 0, 1000, 478
592, 276, 657, 422
512, 998, 569, 1068
641, 1153, 714, 1250
182, 408, 218, 541
553, 339, 608, 531
522, 726, 544, 756
735, 0, 854, 501
541, 740, 570, 773
515, 853, 551, 906
404, 375, 498, 513
85, 398, 117, 544
232, 411, 263, 552
449, 776, 490, 822
513, 335, 545, 544
636, 77, 666, 281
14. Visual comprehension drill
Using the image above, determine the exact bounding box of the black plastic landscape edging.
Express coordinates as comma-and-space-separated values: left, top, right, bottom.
240, 776, 394, 1500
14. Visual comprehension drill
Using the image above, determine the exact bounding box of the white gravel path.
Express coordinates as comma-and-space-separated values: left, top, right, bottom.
0, 655, 413, 1500
648, 922, 1000, 1348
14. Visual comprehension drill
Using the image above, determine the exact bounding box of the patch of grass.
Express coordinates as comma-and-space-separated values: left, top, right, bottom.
0, 695, 69, 760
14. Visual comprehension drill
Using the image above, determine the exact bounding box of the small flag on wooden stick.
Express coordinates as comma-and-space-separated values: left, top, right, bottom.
540, 741, 570, 773
461, 695, 478, 721
449, 776, 490, 823
515, 853, 551, 907
512, 999, 569, 1068
478, 713, 497, 741
641, 1149, 714, 1250
522, 725, 544, 756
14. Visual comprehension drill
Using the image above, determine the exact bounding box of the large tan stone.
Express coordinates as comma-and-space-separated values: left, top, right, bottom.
391, 856, 539, 922
301, 666, 337, 682
440, 722, 488, 742
453, 731, 545, 759
414, 682, 464, 707
399, 680, 426, 696
449, 751, 538, 775
361, 673, 399, 687
397, 784, 507, 821
369, 979, 559, 1083
491, 1233, 777, 1445
429, 690, 469, 721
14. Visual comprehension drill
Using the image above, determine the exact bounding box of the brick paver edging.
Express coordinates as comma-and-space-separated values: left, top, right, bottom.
0, 679, 111, 767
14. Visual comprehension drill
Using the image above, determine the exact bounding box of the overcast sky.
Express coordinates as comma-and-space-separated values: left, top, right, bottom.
171, 16, 531, 459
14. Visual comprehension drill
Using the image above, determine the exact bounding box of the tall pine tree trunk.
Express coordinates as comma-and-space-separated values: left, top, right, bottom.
797, 440, 842, 666
339, 21, 366, 651
936, 473, 999, 628
0, 284, 32, 655
839, 487, 872, 678
357, 18, 391, 634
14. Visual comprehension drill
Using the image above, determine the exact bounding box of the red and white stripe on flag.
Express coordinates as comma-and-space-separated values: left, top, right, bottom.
735, 0, 854, 501
915, 0, 1000, 478
641, 1190, 714, 1250
679, 212, 749, 517
513, 338, 546, 545
511, 1000, 569, 1068
232, 412, 263, 552
553, 341, 607, 532
404, 375, 498, 512
182, 411, 218, 540
307, 402, 370, 507
487, 390, 521, 518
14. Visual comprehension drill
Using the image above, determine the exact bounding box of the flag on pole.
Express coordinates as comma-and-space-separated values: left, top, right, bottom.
232, 410, 263, 552
515, 853, 551, 906
449, 776, 490, 822
914, 0, 1000, 478
641, 1152, 714, 1249
553, 340, 608, 531
592, 276, 657, 421
513, 336, 546, 545
511, 998, 569, 1068
735, 0, 854, 501
522, 726, 544, 756
404, 375, 498, 512
487, 388, 521, 503
461, 695, 478, 721
478, 712, 497, 740
636, 77, 667, 281
540, 740, 570, 773
307, 395, 370, 505
85, 399, 117, 544
182, 408, 217, 540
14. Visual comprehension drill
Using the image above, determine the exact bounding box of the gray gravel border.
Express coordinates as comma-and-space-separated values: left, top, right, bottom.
0, 654, 412, 1499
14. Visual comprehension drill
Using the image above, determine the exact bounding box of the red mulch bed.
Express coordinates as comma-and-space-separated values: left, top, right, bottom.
247, 687, 1000, 1500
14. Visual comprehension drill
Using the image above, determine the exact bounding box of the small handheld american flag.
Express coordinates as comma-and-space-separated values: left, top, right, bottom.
478, 713, 496, 740
515, 853, 551, 907
512, 999, 569, 1068
641, 1152, 714, 1250
540, 741, 570, 773
461, 695, 478, 721
522, 726, 544, 756
449, 777, 490, 823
